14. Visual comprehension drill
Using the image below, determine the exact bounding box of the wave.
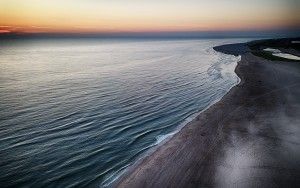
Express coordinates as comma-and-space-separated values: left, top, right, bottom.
103, 53, 241, 187
0, 38, 247, 188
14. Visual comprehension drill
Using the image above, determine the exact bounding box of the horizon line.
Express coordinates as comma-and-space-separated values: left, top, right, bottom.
0, 29, 299, 39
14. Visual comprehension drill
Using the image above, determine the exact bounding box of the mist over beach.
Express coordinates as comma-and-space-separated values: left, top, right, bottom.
0, 0, 299, 188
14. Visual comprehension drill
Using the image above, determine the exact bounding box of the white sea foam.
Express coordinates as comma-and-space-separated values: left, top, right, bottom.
0, 38, 248, 188
104, 51, 242, 187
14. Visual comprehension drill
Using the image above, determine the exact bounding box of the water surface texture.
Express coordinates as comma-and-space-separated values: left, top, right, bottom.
0, 38, 245, 187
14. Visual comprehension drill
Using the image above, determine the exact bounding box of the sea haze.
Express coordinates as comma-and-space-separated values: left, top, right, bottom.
0, 38, 247, 187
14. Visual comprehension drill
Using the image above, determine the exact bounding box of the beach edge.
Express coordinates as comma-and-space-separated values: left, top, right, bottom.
114, 37, 300, 188
110, 41, 248, 187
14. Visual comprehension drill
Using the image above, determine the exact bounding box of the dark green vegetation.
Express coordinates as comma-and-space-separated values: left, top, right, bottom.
116, 38, 300, 188
248, 37, 300, 51
252, 51, 300, 62
248, 37, 300, 62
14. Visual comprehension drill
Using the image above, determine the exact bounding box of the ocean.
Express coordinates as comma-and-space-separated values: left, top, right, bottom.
0, 38, 248, 187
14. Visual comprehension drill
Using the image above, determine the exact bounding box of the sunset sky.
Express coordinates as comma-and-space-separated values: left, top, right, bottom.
0, 0, 299, 34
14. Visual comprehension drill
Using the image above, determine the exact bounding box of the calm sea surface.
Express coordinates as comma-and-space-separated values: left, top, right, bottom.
0, 38, 248, 187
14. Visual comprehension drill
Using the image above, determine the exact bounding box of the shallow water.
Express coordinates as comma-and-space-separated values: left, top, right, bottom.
0, 38, 247, 187
263, 47, 300, 61
274, 53, 300, 61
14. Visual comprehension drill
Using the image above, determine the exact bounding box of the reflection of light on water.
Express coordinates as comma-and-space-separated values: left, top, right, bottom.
0, 38, 249, 187
263, 48, 300, 61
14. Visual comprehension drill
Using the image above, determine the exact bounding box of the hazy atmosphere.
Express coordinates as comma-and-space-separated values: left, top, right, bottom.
0, 0, 299, 34
0, 1, 300, 188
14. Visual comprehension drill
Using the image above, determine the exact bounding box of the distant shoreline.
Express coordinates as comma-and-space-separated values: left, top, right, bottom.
1, 30, 300, 40
114, 37, 300, 188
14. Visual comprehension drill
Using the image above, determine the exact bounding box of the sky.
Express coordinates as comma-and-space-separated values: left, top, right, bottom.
0, 0, 299, 34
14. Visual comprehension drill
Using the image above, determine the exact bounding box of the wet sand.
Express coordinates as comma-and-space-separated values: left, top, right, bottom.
115, 40, 300, 188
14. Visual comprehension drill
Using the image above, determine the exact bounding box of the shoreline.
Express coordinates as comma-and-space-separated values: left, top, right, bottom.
114, 38, 300, 188
106, 50, 242, 187
111, 44, 245, 188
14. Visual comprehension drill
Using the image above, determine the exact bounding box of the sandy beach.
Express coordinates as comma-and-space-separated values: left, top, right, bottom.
114, 38, 300, 188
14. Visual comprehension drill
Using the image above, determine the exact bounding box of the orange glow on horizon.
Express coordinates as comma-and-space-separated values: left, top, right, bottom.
0, 0, 299, 34
0, 30, 10, 34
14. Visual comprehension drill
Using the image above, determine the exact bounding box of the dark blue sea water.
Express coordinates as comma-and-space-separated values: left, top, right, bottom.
0, 38, 247, 187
